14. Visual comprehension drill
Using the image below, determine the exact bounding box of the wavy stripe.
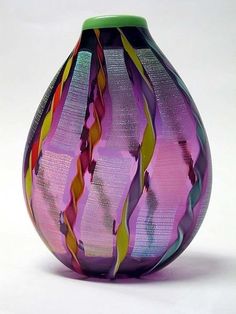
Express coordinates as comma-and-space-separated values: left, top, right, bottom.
24, 41, 80, 224
111, 30, 157, 278
145, 133, 205, 274
119, 29, 152, 90
62, 29, 107, 271
139, 31, 209, 274
25, 152, 34, 221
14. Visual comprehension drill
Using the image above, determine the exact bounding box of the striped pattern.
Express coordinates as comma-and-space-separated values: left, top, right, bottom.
50, 51, 92, 152
104, 48, 139, 151
62, 29, 107, 271
145, 124, 207, 274
110, 29, 157, 278
140, 32, 210, 274
23, 25, 211, 279
24, 41, 80, 224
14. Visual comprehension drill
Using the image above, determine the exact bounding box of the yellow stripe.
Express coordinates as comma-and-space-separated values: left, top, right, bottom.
94, 29, 100, 40
61, 56, 73, 91
140, 97, 156, 170
113, 95, 156, 277
25, 152, 35, 220
24, 54, 74, 223
118, 28, 152, 90
114, 199, 129, 275
98, 68, 106, 91
39, 55, 73, 152
71, 159, 84, 208
38, 106, 53, 149
64, 215, 80, 263
90, 109, 101, 145
25, 152, 32, 202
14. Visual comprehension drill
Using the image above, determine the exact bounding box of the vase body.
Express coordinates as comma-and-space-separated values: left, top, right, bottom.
23, 16, 212, 279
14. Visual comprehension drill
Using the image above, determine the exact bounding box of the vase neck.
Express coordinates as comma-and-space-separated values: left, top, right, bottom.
82, 15, 148, 30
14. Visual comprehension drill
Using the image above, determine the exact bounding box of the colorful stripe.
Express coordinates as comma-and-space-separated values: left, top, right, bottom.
62, 29, 107, 271
145, 123, 207, 274
139, 32, 209, 273
24, 41, 80, 224
110, 29, 157, 278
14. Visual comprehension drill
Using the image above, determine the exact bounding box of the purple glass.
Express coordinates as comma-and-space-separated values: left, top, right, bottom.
23, 16, 212, 279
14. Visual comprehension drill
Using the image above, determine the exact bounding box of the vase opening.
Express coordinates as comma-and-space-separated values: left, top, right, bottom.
82, 15, 148, 30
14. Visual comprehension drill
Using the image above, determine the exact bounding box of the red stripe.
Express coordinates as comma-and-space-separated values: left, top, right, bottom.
52, 83, 62, 113
31, 139, 40, 170
73, 40, 80, 56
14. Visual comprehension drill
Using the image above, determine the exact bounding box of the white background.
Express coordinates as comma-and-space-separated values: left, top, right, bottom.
0, 1, 236, 313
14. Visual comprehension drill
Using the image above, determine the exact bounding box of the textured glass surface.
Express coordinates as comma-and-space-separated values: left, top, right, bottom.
23, 26, 212, 279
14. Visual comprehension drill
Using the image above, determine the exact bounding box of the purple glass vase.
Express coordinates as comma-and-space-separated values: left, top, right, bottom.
23, 15, 212, 279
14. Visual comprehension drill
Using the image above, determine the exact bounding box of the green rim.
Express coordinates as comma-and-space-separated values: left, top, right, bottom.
82, 15, 148, 30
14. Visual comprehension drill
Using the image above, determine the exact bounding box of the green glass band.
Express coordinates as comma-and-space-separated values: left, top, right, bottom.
82, 15, 148, 30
